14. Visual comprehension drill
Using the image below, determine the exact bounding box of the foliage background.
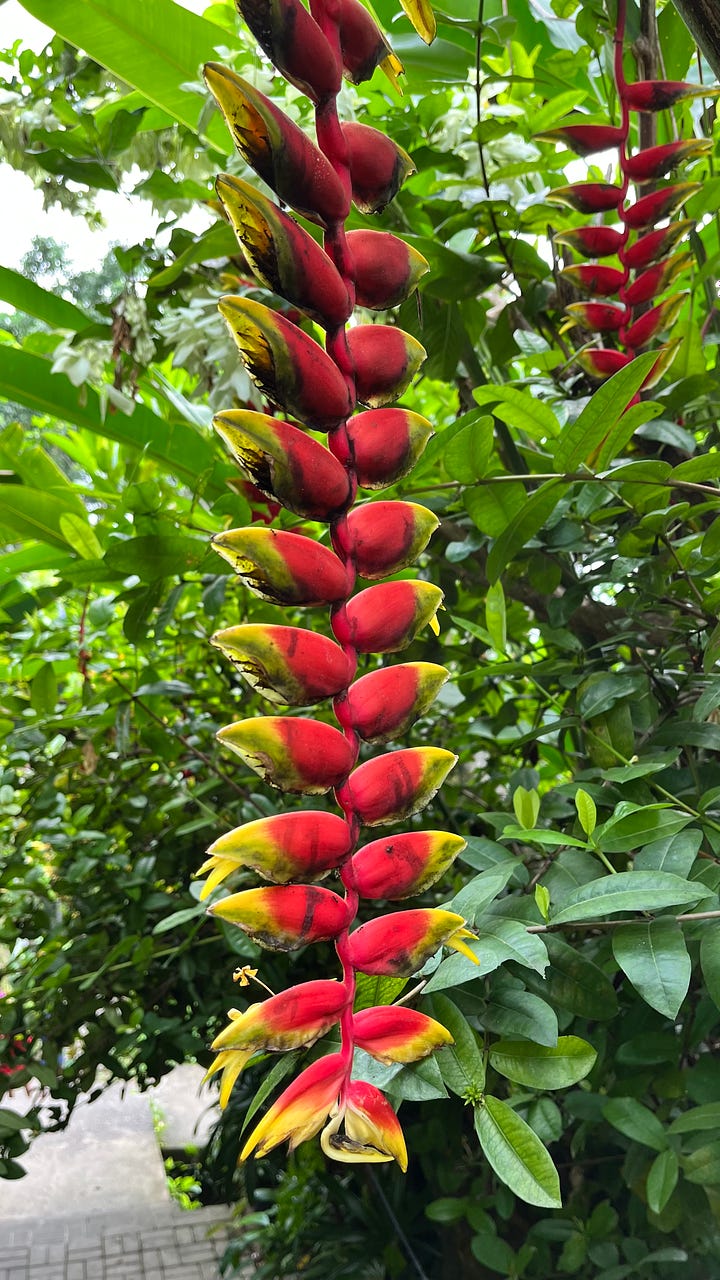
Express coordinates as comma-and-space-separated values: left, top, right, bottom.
2, 0, 720, 1275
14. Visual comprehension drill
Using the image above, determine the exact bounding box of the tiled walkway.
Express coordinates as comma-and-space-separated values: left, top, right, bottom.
0, 1204, 233, 1280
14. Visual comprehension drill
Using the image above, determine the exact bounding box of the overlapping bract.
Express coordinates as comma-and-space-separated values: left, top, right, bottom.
543, 17, 716, 386
198, 0, 470, 1170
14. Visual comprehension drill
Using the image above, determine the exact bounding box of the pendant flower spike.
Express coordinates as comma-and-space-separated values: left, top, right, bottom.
197, 0, 472, 1170
543, 0, 717, 387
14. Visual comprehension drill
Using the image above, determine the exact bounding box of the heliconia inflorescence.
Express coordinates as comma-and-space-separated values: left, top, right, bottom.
198, 0, 472, 1170
541, 0, 718, 389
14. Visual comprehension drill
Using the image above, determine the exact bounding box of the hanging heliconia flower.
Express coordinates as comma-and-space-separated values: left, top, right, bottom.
198, 0, 472, 1170
541, 0, 718, 387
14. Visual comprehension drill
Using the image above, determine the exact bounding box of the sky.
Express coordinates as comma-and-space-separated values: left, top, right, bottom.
0, 0, 211, 272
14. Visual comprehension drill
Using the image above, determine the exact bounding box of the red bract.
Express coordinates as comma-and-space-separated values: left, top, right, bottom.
201, 0, 465, 1173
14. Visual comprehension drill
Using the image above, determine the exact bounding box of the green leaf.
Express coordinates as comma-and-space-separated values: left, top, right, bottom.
152, 904, 204, 934
30, 662, 58, 715
553, 352, 658, 470
489, 1035, 597, 1090
578, 672, 644, 720
464, 479, 526, 538
147, 220, 238, 289
646, 1149, 679, 1215
483, 986, 558, 1048
0, 485, 79, 550
105, 534, 206, 581
534, 884, 550, 922
700, 925, 720, 1013
532, 935, 618, 1020
448, 864, 517, 923
502, 826, 587, 848
0, 349, 227, 496
612, 919, 691, 1018
18, 0, 235, 145
550, 871, 701, 925
424, 918, 548, 993
426, 994, 486, 1096
0, 1109, 34, 1133
240, 1052, 301, 1137
683, 1141, 720, 1185
486, 479, 567, 583
669, 1103, 720, 1134
444, 414, 494, 483
572, 790, 595, 840
513, 785, 540, 830
485, 580, 507, 655
353, 975, 407, 1012
474, 1095, 562, 1208
59, 513, 103, 561
595, 808, 693, 854
473, 385, 561, 441
602, 1098, 667, 1151
0, 266, 94, 332
386, 1054, 448, 1102
634, 830, 701, 877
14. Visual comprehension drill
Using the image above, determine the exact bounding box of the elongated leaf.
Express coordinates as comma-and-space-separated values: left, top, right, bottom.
448, 864, 516, 923
669, 1103, 720, 1134
485, 580, 506, 655
147, 220, 238, 289
612, 919, 691, 1018
444, 415, 494, 483
464, 480, 525, 538
550, 871, 701, 925
646, 1149, 679, 1214
489, 1036, 597, 1090
474, 1096, 562, 1208
0, 486, 79, 549
603, 1097, 667, 1151
427, 994, 485, 1096
0, 348, 228, 495
424, 918, 548, 993
486, 479, 567, 583
529, 935, 618, 1020
596, 807, 692, 854
0, 266, 94, 332
473, 385, 561, 441
353, 975, 408, 1012
700, 925, 720, 1012
553, 352, 658, 470
483, 986, 558, 1048
19, 0, 234, 145
682, 1141, 720, 1185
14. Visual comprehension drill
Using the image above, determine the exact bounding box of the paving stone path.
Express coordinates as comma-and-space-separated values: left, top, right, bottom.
0, 1067, 243, 1279
0, 1204, 231, 1280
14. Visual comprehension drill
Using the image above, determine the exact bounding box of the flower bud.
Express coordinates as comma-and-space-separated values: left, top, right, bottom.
349, 829, 466, 898
204, 64, 348, 225
624, 252, 691, 306
623, 139, 711, 184
338, 0, 400, 86
537, 122, 625, 157
346, 409, 433, 489
346, 230, 429, 310
343, 581, 443, 653
345, 662, 448, 743
217, 716, 355, 792
565, 301, 625, 332
198, 811, 352, 890
622, 220, 693, 269
547, 182, 623, 214
348, 325, 426, 406
353, 1006, 453, 1063
553, 226, 625, 258
341, 122, 415, 214
321, 1081, 407, 1169
347, 908, 477, 976
214, 411, 352, 520
241, 1052, 346, 1158
621, 292, 686, 350
560, 264, 627, 297
210, 885, 350, 949
211, 624, 353, 705
216, 176, 351, 328
576, 348, 632, 379
212, 527, 351, 607
624, 80, 720, 112
212, 980, 349, 1053
236, 0, 341, 102
346, 501, 438, 579
219, 296, 352, 430
338, 747, 457, 826
623, 183, 700, 230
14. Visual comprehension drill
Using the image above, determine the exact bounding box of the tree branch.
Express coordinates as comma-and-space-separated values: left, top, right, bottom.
672, 0, 720, 82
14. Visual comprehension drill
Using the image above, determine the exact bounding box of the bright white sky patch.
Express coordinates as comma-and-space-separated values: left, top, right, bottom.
0, 0, 212, 271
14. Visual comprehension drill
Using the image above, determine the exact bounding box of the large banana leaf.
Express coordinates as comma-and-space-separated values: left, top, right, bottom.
0, 267, 96, 332
18, 0, 238, 148
0, 347, 230, 495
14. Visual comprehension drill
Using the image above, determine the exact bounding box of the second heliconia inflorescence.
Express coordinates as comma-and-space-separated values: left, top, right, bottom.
540, 0, 718, 392
196, 0, 476, 1169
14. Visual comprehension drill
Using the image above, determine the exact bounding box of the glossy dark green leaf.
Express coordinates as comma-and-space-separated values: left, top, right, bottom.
483, 986, 558, 1048
486, 479, 567, 583
700, 925, 720, 1013
489, 1035, 596, 1089
427, 993, 485, 1096
602, 1098, 667, 1151
612, 919, 691, 1018
595, 809, 693, 854
553, 353, 658, 470
550, 871, 701, 925
474, 1096, 562, 1208
646, 1149, 679, 1215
